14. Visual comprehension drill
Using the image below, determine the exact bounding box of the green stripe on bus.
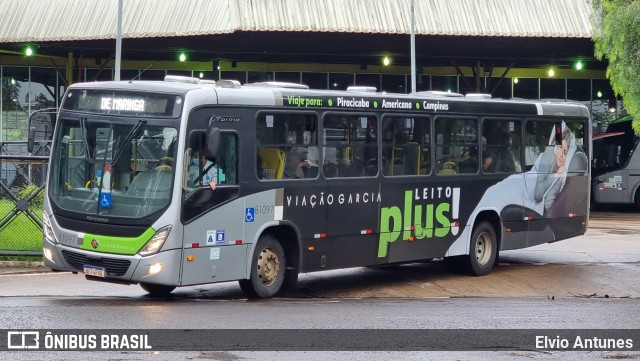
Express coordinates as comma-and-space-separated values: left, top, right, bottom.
80, 228, 156, 255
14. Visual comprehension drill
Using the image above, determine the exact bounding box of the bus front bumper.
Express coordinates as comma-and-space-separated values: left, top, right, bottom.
42, 239, 182, 287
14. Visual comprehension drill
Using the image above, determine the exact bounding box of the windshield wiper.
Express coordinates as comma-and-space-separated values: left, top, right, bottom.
111, 119, 146, 166
79, 116, 93, 164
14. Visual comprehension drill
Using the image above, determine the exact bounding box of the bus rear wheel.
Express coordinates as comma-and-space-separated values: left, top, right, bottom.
445, 221, 497, 276
140, 283, 176, 297
238, 234, 286, 299
467, 221, 497, 275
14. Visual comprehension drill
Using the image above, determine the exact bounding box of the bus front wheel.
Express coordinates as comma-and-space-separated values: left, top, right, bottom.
445, 221, 497, 276
140, 283, 176, 297
239, 234, 286, 298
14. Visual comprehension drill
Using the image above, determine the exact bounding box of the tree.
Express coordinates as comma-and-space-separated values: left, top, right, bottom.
592, 0, 640, 134
1, 77, 21, 111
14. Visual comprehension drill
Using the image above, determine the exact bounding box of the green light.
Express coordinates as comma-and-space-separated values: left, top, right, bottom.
179, 53, 186, 62
597, 91, 603, 98
382, 56, 391, 66
25, 47, 34, 56
575, 61, 583, 71
10, 78, 15, 85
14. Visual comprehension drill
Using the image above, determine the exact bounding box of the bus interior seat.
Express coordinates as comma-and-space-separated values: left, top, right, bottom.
402, 142, 421, 175
128, 170, 172, 195
257, 147, 285, 179
437, 160, 458, 175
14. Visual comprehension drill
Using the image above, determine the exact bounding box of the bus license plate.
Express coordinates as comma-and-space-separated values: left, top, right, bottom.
83, 265, 106, 278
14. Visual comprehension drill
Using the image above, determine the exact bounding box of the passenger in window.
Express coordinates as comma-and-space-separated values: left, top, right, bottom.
304, 147, 319, 178
496, 134, 517, 173
189, 150, 217, 188
283, 134, 310, 179
448, 143, 478, 173
481, 138, 495, 172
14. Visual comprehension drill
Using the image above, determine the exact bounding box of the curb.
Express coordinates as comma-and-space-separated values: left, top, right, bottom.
0, 261, 50, 275
0, 260, 45, 268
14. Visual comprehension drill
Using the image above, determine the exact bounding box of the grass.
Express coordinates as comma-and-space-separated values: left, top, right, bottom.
0, 198, 43, 252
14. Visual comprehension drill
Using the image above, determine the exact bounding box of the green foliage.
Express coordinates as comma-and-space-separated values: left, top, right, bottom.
592, 0, 640, 134
17, 183, 44, 208
1, 78, 21, 110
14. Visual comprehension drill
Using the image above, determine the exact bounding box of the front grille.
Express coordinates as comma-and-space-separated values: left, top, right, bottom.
62, 250, 132, 276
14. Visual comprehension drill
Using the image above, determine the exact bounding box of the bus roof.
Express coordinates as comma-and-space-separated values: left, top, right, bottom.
67, 77, 591, 118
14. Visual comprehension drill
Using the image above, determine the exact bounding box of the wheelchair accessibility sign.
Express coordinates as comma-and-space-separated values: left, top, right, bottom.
100, 193, 112, 208
245, 208, 254, 222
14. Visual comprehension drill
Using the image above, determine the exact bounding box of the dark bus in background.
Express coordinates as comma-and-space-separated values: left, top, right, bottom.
591, 115, 640, 206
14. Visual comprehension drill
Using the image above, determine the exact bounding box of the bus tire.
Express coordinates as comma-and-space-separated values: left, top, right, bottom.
140, 283, 176, 297
466, 221, 498, 276
634, 189, 640, 208
238, 234, 286, 298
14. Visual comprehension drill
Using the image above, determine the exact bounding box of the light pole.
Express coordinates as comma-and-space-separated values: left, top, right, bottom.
115, 0, 123, 81
410, 0, 416, 94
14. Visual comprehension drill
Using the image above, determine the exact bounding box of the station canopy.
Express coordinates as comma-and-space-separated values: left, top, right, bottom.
0, 0, 595, 67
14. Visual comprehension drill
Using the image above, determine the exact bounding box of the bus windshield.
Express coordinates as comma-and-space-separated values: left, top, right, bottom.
592, 120, 636, 177
49, 117, 178, 218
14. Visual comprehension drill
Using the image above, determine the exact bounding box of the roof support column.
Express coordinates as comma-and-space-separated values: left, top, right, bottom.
475, 61, 481, 93
66, 51, 74, 86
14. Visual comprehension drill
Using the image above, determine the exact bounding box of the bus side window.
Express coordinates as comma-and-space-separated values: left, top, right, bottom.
482, 119, 521, 173
323, 115, 377, 178
381, 116, 430, 177
256, 113, 318, 180
435, 117, 478, 174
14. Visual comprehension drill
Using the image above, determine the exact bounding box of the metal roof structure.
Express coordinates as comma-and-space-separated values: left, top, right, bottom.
0, 0, 597, 69
1, 0, 593, 42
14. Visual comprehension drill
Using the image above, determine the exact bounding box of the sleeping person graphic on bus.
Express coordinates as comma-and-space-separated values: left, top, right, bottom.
532, 122, 574, 214
476, 121, 588, 226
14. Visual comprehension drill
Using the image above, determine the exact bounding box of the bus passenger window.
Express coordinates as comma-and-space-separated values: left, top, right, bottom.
381, 116, 430, 176
482, 119, 521, 173
323, 115, 377, 178
436, 117, 478, 174
256, 113, 318, 180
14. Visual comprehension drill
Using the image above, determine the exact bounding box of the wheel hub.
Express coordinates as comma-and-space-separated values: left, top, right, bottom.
257, 248, 280, 286
475, 232, 492, 266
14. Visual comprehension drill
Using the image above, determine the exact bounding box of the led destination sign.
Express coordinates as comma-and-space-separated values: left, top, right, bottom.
62, 89, 182, 118
100, 97, 145, 112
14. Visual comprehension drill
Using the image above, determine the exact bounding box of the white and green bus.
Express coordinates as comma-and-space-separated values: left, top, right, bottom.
41, 76, 591, 298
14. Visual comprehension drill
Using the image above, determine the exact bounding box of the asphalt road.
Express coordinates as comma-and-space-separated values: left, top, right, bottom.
0, 210, 638, 360
2, 211, 638, 299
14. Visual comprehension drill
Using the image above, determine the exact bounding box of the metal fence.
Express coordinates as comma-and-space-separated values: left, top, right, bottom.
0, 141, 50, 256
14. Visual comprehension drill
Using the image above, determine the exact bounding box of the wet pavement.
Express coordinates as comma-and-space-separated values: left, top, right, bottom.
1, 211, 638, 299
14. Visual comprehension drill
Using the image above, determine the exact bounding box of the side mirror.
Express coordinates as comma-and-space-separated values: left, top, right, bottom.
203, 127, 220, 161
27, 126, 36, 153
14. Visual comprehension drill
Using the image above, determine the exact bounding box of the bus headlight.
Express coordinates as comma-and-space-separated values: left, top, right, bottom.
138, 226, 172, 257
43, 214, 58, 244
43, 247, 55, 263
